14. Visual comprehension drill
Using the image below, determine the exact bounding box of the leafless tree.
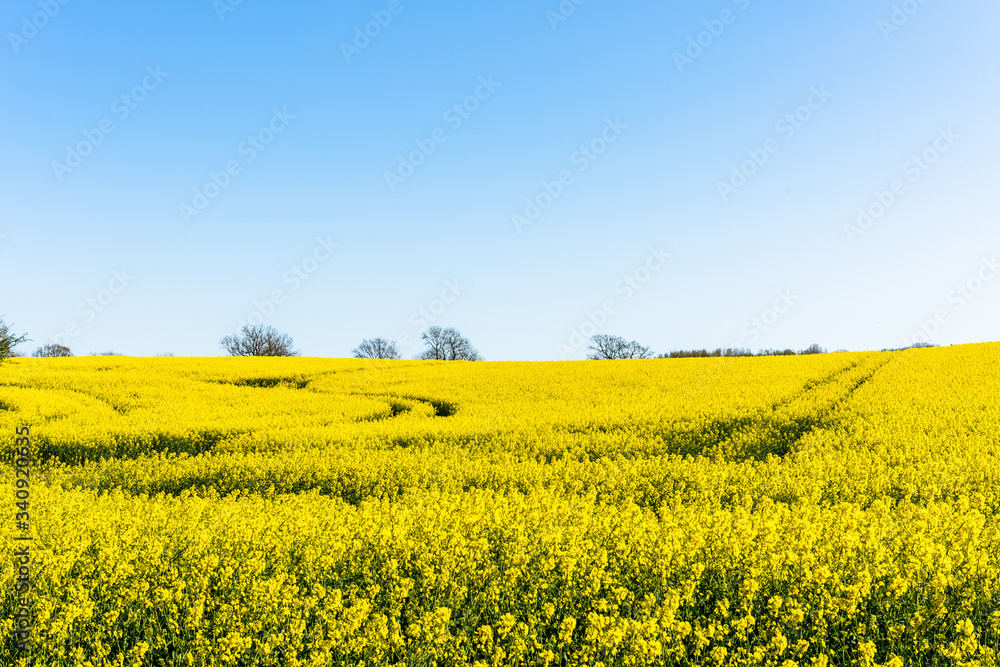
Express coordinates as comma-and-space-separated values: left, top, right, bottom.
352, 337, 401, 360
416, 326, 483, 361
587, 334, 653, 360
220, 324, 299, 357
33, 343, 73, 358
0, 316, 29, 363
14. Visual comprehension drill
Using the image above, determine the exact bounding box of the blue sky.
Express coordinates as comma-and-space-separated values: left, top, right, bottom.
1, 0, 997, 360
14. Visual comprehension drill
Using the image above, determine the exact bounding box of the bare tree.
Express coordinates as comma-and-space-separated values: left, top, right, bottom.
799, 343, 827, 355
353, 337, 401, 360
220, 324, 299, 357
587, 334, 653, 360
33, 343, 73, 358
416, 326, 483, 361
0, 316, 29, 363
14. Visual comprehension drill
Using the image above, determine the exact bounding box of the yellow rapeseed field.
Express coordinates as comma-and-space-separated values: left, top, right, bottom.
2, 344, 999, 666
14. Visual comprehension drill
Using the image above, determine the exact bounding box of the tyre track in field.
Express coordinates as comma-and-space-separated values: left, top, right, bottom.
701, 353, 895, 461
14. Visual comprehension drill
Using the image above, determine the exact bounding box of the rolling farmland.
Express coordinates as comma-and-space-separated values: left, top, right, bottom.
2, 344, 1000, 666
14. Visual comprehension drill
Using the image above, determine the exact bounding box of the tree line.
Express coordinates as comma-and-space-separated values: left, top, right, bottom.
1, 314, 835, 363
660, 343, 827, 358
218, 324, 484, 361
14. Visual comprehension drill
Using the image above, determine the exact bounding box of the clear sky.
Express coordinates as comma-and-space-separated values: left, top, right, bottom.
1, 0, 997, 360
